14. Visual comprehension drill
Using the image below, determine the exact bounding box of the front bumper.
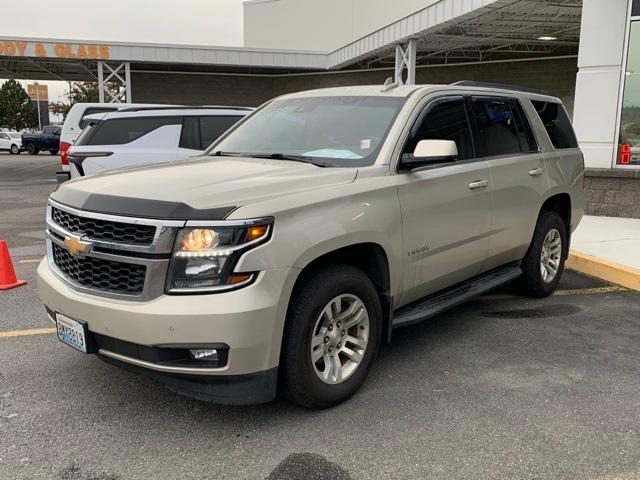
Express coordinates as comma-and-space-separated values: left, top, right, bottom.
38, 259, 296, 404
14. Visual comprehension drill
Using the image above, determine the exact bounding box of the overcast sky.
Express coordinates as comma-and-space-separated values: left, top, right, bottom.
2, 0, 244, 111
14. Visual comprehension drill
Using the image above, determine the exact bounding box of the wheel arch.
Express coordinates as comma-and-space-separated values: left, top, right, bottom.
534, 193, 572, 257
287, 242, 393, 344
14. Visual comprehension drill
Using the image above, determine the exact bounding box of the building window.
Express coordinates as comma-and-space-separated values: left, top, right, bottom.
619, 21, 640, 166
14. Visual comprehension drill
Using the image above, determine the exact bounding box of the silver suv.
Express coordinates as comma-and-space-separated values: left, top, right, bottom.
38, 82, 584, 409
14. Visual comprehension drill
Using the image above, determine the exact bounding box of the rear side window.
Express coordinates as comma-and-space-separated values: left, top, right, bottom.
179, 115, 242, 150
405, 98, 475, 160
79, 107, 117, 129
471, 98, 523, 157
78, 117, 180, 146
531, 101, 578, 149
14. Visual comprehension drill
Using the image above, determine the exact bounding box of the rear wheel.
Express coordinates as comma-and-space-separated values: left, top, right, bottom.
26, 143, 38, 155
520, 211, 567, 297
9, 144, 19, 154
49, 149, 58, 155
280, 264, 381, 409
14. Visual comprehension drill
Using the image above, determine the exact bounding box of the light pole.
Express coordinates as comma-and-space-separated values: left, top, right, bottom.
33, 81, 42, 131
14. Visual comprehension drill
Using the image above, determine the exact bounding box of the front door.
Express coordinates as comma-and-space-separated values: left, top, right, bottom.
0, 133, 10, 150
397, 96, 492, 305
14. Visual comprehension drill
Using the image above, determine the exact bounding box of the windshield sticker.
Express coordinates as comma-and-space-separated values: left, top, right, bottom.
303, 149, 363, 159
360, 139, 371, 150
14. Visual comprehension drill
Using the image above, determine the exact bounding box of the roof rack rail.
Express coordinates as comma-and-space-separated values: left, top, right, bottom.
116, 105, 254, 112
451, 81, 549, 96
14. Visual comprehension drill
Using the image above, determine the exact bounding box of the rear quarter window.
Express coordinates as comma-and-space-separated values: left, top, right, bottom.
531, 100, 578, 149
77, 117, 181, 146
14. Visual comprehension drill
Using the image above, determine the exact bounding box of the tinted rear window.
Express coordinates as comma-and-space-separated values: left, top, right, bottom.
531, 101, 578, 149
77, 117, 181, 146
472, 98, 522, 157
79, 107, 117, 129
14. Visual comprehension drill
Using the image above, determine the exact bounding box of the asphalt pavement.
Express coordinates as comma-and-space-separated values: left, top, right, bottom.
1, 152, 640, 480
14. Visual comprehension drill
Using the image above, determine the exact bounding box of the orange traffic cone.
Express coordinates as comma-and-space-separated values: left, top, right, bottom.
0, 240, 27, 290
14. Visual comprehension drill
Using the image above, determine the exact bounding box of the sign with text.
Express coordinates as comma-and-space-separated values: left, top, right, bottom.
0, 40, 110, 60
27, 83, 48, 101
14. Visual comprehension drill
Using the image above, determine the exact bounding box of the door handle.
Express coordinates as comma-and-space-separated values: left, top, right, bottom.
529, 168, 545, 177
468, 180, 488, 190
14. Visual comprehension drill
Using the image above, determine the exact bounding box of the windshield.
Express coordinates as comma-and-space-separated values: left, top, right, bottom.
207, 96, 406, 167
9, 133, 21, 139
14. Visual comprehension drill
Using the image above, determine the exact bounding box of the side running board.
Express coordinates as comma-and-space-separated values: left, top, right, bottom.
392, 263, 522, 329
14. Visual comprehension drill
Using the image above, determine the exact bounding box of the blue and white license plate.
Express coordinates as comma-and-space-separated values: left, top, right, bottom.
56, 313, 88, 353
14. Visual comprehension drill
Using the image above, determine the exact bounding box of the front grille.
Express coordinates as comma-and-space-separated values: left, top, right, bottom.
52, 243, 146, 295
52, 207, 156, 246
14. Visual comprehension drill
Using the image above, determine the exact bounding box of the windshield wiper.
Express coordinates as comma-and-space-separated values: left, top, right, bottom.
246, 153, 331, 167
211, 151, 244, 157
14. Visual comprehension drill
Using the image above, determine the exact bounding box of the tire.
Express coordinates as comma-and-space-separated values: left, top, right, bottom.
26, 143, 39, 155
280, 264, 382, 409
49, 150, 59, 155
520, 211, 567, 298
9, 144, 19, 154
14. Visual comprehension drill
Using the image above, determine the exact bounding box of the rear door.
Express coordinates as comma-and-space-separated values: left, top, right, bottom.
73, 116, 182, 176
470, 96, 549, 270
177, 115, 243, 159
396, 96, 492, 305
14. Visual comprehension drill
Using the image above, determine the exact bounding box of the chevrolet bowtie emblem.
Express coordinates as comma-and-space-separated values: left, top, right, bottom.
63, 235, 93, 257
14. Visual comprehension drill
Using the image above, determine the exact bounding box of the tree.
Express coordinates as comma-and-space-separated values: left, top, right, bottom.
0, 79, 37, 130
61, 81, 100, 115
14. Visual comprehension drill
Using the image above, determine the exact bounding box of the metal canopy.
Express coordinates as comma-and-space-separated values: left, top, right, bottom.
345, 0, 582, 70
0, 0, 582, 85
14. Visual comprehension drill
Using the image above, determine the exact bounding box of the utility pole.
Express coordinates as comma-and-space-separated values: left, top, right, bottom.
33, 81, 42, 131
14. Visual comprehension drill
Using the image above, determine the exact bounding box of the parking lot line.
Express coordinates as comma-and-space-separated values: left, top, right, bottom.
0, 327, 56, 339
478, 285, 627, 301
18, 258, 42, 264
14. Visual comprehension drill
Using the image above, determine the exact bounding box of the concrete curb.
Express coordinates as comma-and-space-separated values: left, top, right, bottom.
566, 251, 640, 292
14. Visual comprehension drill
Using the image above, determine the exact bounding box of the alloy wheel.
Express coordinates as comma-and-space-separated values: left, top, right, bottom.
540, 228, 562, 283
310, 294, 369, 385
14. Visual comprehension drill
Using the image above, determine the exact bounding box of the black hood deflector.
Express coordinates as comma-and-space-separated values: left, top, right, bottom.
51, 188, 236, 220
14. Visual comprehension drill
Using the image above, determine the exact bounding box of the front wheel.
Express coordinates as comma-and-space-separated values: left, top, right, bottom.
9, 144, 20, 154
520, 211, 567, 297
280, 264, 382, 409
26, 143, 39, 155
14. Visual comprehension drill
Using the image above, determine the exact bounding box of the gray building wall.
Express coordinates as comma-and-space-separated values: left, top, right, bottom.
132, 57, 578, 112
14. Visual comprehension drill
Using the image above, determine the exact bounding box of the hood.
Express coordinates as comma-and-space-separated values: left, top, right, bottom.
50, 156, 358, 219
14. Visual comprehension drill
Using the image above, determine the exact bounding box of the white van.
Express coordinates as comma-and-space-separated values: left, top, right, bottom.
57, 103, 167, 182
66, 106, 252, 178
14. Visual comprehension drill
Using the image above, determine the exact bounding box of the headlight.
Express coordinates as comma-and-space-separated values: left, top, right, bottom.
166, 219, 272, 293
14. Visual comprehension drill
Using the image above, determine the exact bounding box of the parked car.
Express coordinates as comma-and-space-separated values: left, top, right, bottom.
38, 83, 584, 409
65, 106, 252, 179
57, 103, 168, 182
0, 131, 23, 154
21, 125, 61, 155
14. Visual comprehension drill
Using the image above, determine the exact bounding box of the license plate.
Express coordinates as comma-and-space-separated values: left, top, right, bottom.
56, 313, 89, 353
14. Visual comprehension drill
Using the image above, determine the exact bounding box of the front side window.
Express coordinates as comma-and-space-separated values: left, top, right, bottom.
531, 101, 578, 151
76, 117, 181, 146
472, 98, 522, 157
404, 98, 474, 160
208, 96, 406, 167
180, 116, 243, 150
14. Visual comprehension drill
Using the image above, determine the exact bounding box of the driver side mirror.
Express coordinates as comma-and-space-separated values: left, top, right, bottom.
401, 139, 458, 170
